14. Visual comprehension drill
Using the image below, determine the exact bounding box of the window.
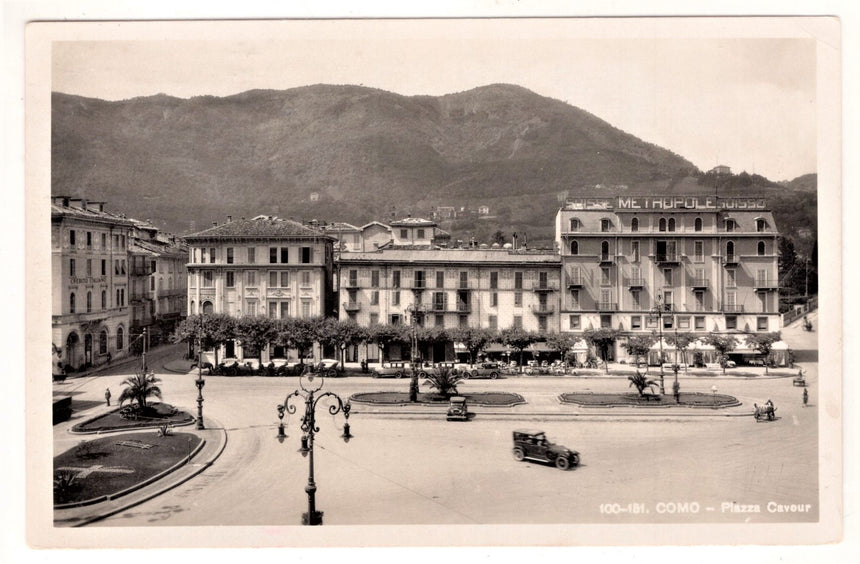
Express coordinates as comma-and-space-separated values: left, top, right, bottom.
417, 228, 425, 239
246, 301, 257, 316
101, 260, 106, 276
668, 218, 676, 232
388, 314, 398, 325
726, 241, 735, 261
86, 259, 92, 276
281, 248, 289, 263
460, 271, 468, 289
601, 267, 611, 285
631, 315, 642, 329
631, 241, 640, 262
694, 241, 704, 262
120, 289, 125, 306
725, 219, 736, 232
116, 327, 124, 350
70, 259, 76, 277
694, 316, 706, 330
757, 241, 766, 256
570, 289, 580, 309
695, 290, 705, 312
663, 290, 673, 311
348, 269, 358, 287
678, 316, 690, 329
392, 270, 401, 288
301, 247, 312, 263
514, 292, 523, 307
513, 315, 523, 329
757, 317, 769, 331
601, 219, 612, 232
269, 271, 278, 287
69, 229, 76, 245
569, 315, 581, 330
209, 248, 216, 263
202, 271, 214, 287
226, 272, 235, 288
695, 217, 703, 232
659, 218, 667, 232
726, 316, 737, 330
459, 315, 468, 329
393, 291, 400, 306
371, 290, 379, 305
726, 269, 737, 287
489, 315, 498, 330
101, 233, 106, 248
631, 290, 641, 309
756, 219, 767, 232
270, 248, 278, 263
631, 217, 639, 232
121, 260, 126, 275
490, 271, 498, 289
514, 272, 523, 290
371, 270, 380, 287
758, 292, 768, 313
570, 240, 579, 255
246, 271, 257, 286
663, 268, 673, 285
86, 291, 92, 312
247, 247, 256, 263
99, 330, 108, 355
414, 270, 425, 288
151, 276, 155, 291
101, 290, 106, 309
646, 316, 657, 329
301, 271, 311, 286
432, 314, 443, 327
538, 316, 548, 332
227, 248, 234, 264
436, 271, 445, 288
490, 292, 498, 307
569, 218, 580, 231
600, 314, 612, 329
433, 291, 446, 311
663, 315, 674, 330
601, 241, 611, 261
114, 260, 120, 275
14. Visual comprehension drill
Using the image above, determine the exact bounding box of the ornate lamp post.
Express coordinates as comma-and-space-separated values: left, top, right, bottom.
276, 370, 352, 526
648, 293, 674, 395
195, 336, 206, 430
405, 303, 428, 403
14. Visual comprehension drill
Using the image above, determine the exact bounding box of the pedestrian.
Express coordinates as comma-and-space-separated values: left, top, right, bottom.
672, 380, 681, 404
105, 388, 112, 406
106, 351, 112, 364
802, 388, 808, 408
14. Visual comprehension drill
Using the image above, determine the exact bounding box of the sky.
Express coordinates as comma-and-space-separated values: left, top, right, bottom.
50, 19, 820, 182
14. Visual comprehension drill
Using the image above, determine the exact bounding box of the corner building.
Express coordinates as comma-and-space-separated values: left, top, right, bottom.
555, 195, 781, 361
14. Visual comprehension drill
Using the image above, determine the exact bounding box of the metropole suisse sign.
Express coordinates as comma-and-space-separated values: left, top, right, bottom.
564, 196, 766, 210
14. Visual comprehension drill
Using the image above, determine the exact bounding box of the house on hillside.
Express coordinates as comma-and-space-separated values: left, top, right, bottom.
710, 165, 732, 175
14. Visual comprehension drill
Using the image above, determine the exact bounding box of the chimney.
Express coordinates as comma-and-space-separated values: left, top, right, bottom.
227, 216, 232, 223
512, 232, 518, 250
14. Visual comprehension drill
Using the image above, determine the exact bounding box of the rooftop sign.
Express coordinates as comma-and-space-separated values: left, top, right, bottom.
565, 196, 766, 211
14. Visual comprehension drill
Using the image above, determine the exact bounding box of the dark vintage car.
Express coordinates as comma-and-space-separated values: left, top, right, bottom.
512, 429, 580, 470
461, 362, 502, 380
446, 396, 469, 421
372, 361, 410, 378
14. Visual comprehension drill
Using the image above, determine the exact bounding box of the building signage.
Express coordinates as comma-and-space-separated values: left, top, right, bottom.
69, 276, 107, 285
566, 196, 766, 210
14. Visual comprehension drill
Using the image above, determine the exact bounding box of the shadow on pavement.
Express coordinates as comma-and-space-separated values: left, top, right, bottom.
793, 349, 818, 363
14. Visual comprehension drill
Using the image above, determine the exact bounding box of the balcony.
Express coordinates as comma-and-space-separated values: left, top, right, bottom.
654, 253, 681, 265
456, 302, 471, 313
598, 255, 615, 265
627, 277, 645, 288
130, 265, 154, 276
567, 276, 584, 288
411, 281, 427, 290
531, 283, 558, 292
531, 304, 555, 315
430, 302, 447, 312
343, 301, 361, 313
690, 278, 710, 289
721, 305, 745, 313
598, 302, 618, 311
754, 278, 779, 290
343, 280, 360, 290
722, 255, 739, 266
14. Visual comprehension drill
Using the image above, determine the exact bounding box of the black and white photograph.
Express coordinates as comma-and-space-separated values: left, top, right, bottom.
16, 7, 847, 555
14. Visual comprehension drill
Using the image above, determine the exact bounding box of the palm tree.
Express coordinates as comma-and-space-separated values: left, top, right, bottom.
422, 366, 467, 399
117, 371, 163, 411
628, 372, 659, 397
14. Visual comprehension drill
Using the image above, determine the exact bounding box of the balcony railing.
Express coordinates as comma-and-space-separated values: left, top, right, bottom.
412, 281, 427, 290
531, 283, 558, 292
130, 265, 154, 276
754, 278, 779, 290
721, 305, 745, 313
654, 253, 681, 264
567, 276, 584, 288
690, 278, 710, 289
722, 255, 739, 266
531, 304, 555, 315
344, 280, 360, 289
598, 302, 618, 311
456, 303, 471, 313
627, 277, 645, 288
598, 255, 615, 264
343, 301, 361, 313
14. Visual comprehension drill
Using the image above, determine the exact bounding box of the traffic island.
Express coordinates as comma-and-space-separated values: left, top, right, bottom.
559, 392, 741, 408
70, 402, 194, 434
54, 431, 204, 508
350, 391, 526, 407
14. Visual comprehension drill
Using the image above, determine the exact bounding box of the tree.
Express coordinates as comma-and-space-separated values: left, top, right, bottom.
422, 366, 467, 399
628, 371, 659, 397
623, 334, 656, 372
449, 327, 494, 365
318, 318, 367, 370
499, 327, 537, 372
274, 317, 323, 366
234, 316, 276, 361
583, 328, 621, 374
746, 332, 782, 374
491, 231, 506, 246
666, 331, 696, 373
367, 323, 410, 363
172, 313, 235, 366
703, 333, 739, 374
544, 332, 577, 366
117, 371, 162, 411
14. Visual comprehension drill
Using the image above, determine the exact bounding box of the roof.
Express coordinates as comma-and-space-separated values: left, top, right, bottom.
184, 216, 334, 242
51, 201, 134, 227
340, 248, 561, 265
389, 217, 437, 227
321, 222, 360, 233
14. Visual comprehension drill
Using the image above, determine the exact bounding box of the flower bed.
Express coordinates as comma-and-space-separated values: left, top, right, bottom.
350, 391, 525, 407
71, 402, 194, 433
559, 392, 740, 408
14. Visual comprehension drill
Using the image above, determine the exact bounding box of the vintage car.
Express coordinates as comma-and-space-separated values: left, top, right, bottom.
462, 362, 502, 380
446, 396, 469, 421
512, 429, 580, 470
371, 361, 410, 379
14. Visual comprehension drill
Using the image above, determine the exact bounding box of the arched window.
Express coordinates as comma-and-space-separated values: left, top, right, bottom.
600, 218, 612, 232
116, 326, 124, 350
99, 330, 108, 355
569, 218, 580, 231
695, 217, 703, 232
101, 290, 107, 309
668, 218, 676, 232
190, 300, 196, 315
726, 241, 735, 260
86, 291, 92, 313
659, 218, 667, 232
757, 241, 766, 256
158, 277, 164, 291
570, 240, 579, 255
631, 217, 639, 232
69, 292, 76, 314
202, 301, 214, 314
601, 241, 610, 260
756, 218, 768, 232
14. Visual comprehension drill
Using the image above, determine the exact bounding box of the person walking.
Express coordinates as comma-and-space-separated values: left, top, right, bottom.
105, 388, 112, 406
802, 387, 808, 408
672, 379, 681, 404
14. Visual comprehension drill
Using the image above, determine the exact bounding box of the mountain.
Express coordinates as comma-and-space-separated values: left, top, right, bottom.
52, 84, 700, 239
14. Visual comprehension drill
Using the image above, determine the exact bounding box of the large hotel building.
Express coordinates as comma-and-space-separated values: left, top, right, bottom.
181, 194, 782, 366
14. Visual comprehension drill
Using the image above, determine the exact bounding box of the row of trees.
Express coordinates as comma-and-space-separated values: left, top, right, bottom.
173, 314, 784, 374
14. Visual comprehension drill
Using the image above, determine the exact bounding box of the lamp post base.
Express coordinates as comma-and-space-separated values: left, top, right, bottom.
302, 510, 324, 526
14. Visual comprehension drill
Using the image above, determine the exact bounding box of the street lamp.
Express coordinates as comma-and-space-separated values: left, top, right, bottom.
195, 336, 205, 430
405, 303, 428, 403
276, 369, 353, 526
648, 293, 673, 395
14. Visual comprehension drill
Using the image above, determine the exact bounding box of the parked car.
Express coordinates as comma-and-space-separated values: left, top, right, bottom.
446, 396, 469, 421
511, 429, 580, 470
372, 361, 410, 378
461, 363, 502, 379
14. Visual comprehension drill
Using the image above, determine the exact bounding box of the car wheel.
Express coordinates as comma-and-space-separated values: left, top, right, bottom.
513, 448, 525, 461
394, 371, 402, 379
490, 371, 499, 379
569, 453, 580, 467
555, 456, 570, 470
